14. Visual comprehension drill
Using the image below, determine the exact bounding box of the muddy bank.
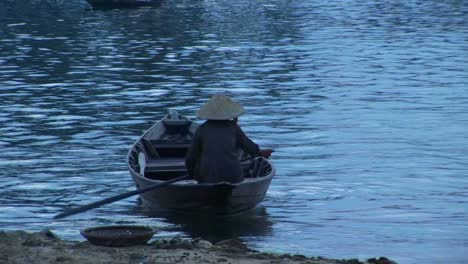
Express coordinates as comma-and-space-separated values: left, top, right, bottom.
0, 230, 397, 264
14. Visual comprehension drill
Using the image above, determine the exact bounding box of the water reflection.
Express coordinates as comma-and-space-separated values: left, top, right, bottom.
139, 206, 273, 243
1, 0, 467, 264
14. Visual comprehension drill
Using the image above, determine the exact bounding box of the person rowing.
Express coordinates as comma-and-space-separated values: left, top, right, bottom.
185, 93, 273, 183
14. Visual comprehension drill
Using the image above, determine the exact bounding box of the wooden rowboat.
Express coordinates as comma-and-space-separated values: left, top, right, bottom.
126, 111, 275, 215
86, 0, 162, 8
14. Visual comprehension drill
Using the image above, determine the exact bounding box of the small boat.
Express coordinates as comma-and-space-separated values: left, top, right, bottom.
126, 110, 275, 215
86, 0, 162, 8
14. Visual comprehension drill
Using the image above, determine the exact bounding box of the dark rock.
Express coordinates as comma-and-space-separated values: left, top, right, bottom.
341, 259, 362, 264
215, 239, 249, 253
55, 256, 71, 262
191, 239, 212, 249
291, 254, 307, 261
150, 238, 194, 250
129, 253, 142, 260
169, 238, 181, 245
179, 239, 194, 250
250, 252, 272, 259
22, 237, 43, 247
367, 257, 397, 264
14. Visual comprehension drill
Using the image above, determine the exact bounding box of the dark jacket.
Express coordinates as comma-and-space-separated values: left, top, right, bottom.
185, 120, 259, 183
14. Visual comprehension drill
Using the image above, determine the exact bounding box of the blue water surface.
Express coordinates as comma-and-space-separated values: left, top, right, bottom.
0, 1, 467, 263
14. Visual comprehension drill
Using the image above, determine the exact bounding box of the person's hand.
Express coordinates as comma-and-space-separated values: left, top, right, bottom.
259, 149, 274, 159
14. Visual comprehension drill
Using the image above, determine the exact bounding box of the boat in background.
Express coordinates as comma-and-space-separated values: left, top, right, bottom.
86, 0, 162, 8
126, 110, 275, 215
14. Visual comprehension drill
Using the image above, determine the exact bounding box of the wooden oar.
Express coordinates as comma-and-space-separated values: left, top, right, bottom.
54, 175, 190, 219
54, 155, 263, 219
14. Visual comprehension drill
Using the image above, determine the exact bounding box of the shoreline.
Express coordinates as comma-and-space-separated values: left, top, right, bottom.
0, 229, 397, 264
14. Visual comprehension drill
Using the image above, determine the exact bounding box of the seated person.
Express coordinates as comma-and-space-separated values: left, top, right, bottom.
185, 93, 273, 183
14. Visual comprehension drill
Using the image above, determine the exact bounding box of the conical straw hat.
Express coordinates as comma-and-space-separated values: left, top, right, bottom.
197, 94, 245, 120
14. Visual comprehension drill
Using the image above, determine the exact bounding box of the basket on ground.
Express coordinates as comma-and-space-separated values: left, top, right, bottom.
80, 225, 156, 247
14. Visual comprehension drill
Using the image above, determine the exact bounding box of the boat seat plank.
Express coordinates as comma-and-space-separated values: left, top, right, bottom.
146, 158, 186, 172
150, 139, 191, 149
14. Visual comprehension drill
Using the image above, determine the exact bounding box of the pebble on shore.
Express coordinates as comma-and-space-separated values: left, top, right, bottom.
0, 230, 398, 264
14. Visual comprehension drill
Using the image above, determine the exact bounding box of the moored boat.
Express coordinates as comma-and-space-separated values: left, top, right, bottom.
126, 110, 275, 214
86, 0, 162, 8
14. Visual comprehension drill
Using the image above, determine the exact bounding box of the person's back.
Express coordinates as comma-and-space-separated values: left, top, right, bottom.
185, 93, 273, 184
186, 119, 258, 183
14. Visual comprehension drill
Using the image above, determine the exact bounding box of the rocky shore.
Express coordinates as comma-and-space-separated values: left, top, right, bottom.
0, 230, 397, 264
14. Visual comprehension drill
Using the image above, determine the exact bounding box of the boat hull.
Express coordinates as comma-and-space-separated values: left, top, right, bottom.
126, 111, 275, 215
130, 170, 273, 214
86, 0, 161, 8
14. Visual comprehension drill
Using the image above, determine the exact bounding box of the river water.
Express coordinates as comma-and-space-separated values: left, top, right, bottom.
0, 1, 467, 263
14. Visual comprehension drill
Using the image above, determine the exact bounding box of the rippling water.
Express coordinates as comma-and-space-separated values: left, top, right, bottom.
1, 1, 467, 263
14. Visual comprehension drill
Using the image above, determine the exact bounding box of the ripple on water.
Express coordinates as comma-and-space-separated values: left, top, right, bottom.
0, 1, 467, 263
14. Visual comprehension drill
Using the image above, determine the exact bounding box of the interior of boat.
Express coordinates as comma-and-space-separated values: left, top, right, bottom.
128, 113, 273, 182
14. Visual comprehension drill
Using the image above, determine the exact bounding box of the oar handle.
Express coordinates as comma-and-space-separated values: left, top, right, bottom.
239, 156, 261, 162
54, 175, 190, 220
